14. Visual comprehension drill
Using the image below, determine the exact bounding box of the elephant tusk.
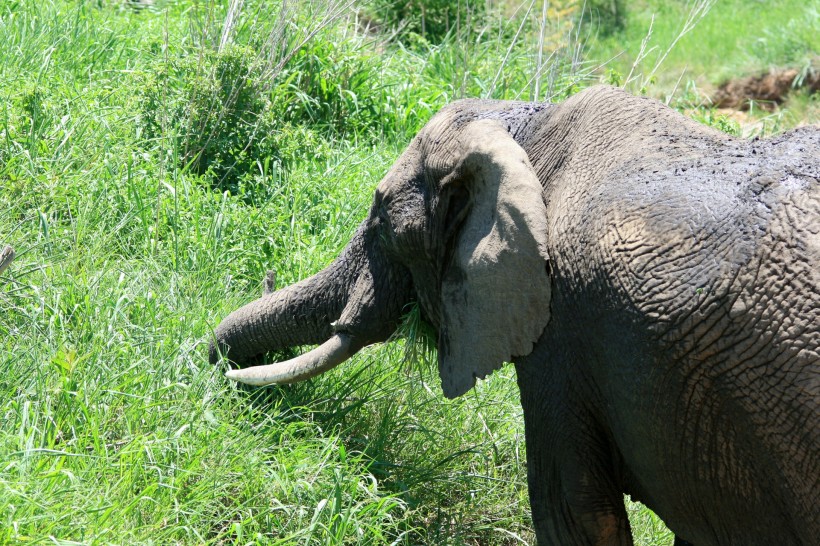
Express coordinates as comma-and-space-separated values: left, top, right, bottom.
223, 333, 354, 386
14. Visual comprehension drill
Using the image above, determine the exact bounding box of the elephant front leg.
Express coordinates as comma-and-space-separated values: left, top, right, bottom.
517, 363, 633, 546
526, 453, 633, 545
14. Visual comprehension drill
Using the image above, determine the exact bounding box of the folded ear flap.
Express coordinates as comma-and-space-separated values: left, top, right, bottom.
438, 119, 551, 399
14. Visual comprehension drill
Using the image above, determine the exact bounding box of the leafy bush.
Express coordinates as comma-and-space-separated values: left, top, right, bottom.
674, 83, 742, 137
580, 0, 625, 36
691, 109, 742, 136
136, 31, 406, 195
271, 34, 399, 137
137, 45, 280, 193
369, 0, 486, 44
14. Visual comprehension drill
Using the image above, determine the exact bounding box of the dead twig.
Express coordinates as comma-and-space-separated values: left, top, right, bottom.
0, 246, 14, 276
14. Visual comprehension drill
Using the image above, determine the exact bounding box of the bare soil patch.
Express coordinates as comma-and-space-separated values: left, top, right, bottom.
712, 67, 819, 111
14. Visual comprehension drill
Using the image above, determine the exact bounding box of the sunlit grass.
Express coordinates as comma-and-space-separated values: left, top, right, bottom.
583, 0, 818, 135
0, 3, 531, 538
1, 0, 812, 544
587, 0, 818, 87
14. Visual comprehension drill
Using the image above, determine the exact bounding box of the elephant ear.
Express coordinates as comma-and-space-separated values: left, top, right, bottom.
438, 119, 551, 399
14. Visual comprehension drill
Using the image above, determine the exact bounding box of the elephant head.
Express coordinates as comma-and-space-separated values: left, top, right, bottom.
210, 101, 553, 398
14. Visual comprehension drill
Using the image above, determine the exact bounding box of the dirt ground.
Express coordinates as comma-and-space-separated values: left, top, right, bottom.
711, 66, 819, 111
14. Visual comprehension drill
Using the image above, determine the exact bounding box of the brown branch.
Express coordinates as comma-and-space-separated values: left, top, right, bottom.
0, 246, 14, 276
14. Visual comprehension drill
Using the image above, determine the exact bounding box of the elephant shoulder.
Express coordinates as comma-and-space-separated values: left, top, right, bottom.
548, 160, 760, 319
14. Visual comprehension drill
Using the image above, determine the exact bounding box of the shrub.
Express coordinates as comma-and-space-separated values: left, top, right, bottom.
369, 0, 486, 44
136, 29, 402, 195
580, 0, 626, 36
137, 45, 280, 193
271, 34, 399, 137
674, 83, 742, 137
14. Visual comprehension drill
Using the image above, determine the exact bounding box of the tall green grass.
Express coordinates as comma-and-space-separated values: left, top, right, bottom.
588, 0, 818, 85
584, 0, 818, 136
0, 1, 564, 543
3, 0, 808, 544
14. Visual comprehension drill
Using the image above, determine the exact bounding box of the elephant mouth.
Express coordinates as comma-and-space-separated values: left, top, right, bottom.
217, 297, 432, 388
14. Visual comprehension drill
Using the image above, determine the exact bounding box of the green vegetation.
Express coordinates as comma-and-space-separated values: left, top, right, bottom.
0, 0, 814, 544
585, 0, 818, 134
367, 0, 487, 44
588, 0, 818, 84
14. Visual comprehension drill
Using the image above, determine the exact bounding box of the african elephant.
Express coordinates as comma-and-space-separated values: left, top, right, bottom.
210, 86, 819, 545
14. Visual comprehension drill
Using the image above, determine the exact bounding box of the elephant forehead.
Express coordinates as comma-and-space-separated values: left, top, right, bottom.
376, 144, 422, 195
417, 104, 505, 176
417, 119, 460, 177
375, 99, 551, 200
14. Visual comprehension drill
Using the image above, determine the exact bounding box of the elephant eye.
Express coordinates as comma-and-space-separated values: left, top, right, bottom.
377, 206, 390, 227
376, 205, 400, 247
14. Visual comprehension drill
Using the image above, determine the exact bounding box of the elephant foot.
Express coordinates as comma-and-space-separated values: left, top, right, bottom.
531, 508, 633, 546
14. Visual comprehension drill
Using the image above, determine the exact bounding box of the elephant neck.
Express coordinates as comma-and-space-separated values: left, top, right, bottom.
521, 86, 730, 196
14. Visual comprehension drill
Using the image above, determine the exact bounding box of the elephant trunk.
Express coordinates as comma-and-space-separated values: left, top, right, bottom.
209, 228, 368, 366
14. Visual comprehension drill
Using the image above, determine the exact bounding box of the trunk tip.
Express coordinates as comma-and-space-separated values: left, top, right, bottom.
208, 339, 222, 365
209, 332, 234, 366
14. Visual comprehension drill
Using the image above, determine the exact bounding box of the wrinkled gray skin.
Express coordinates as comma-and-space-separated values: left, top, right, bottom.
211, 86, 819, 545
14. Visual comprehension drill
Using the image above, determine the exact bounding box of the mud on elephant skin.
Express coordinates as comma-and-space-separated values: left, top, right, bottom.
210, 86, 819, 546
